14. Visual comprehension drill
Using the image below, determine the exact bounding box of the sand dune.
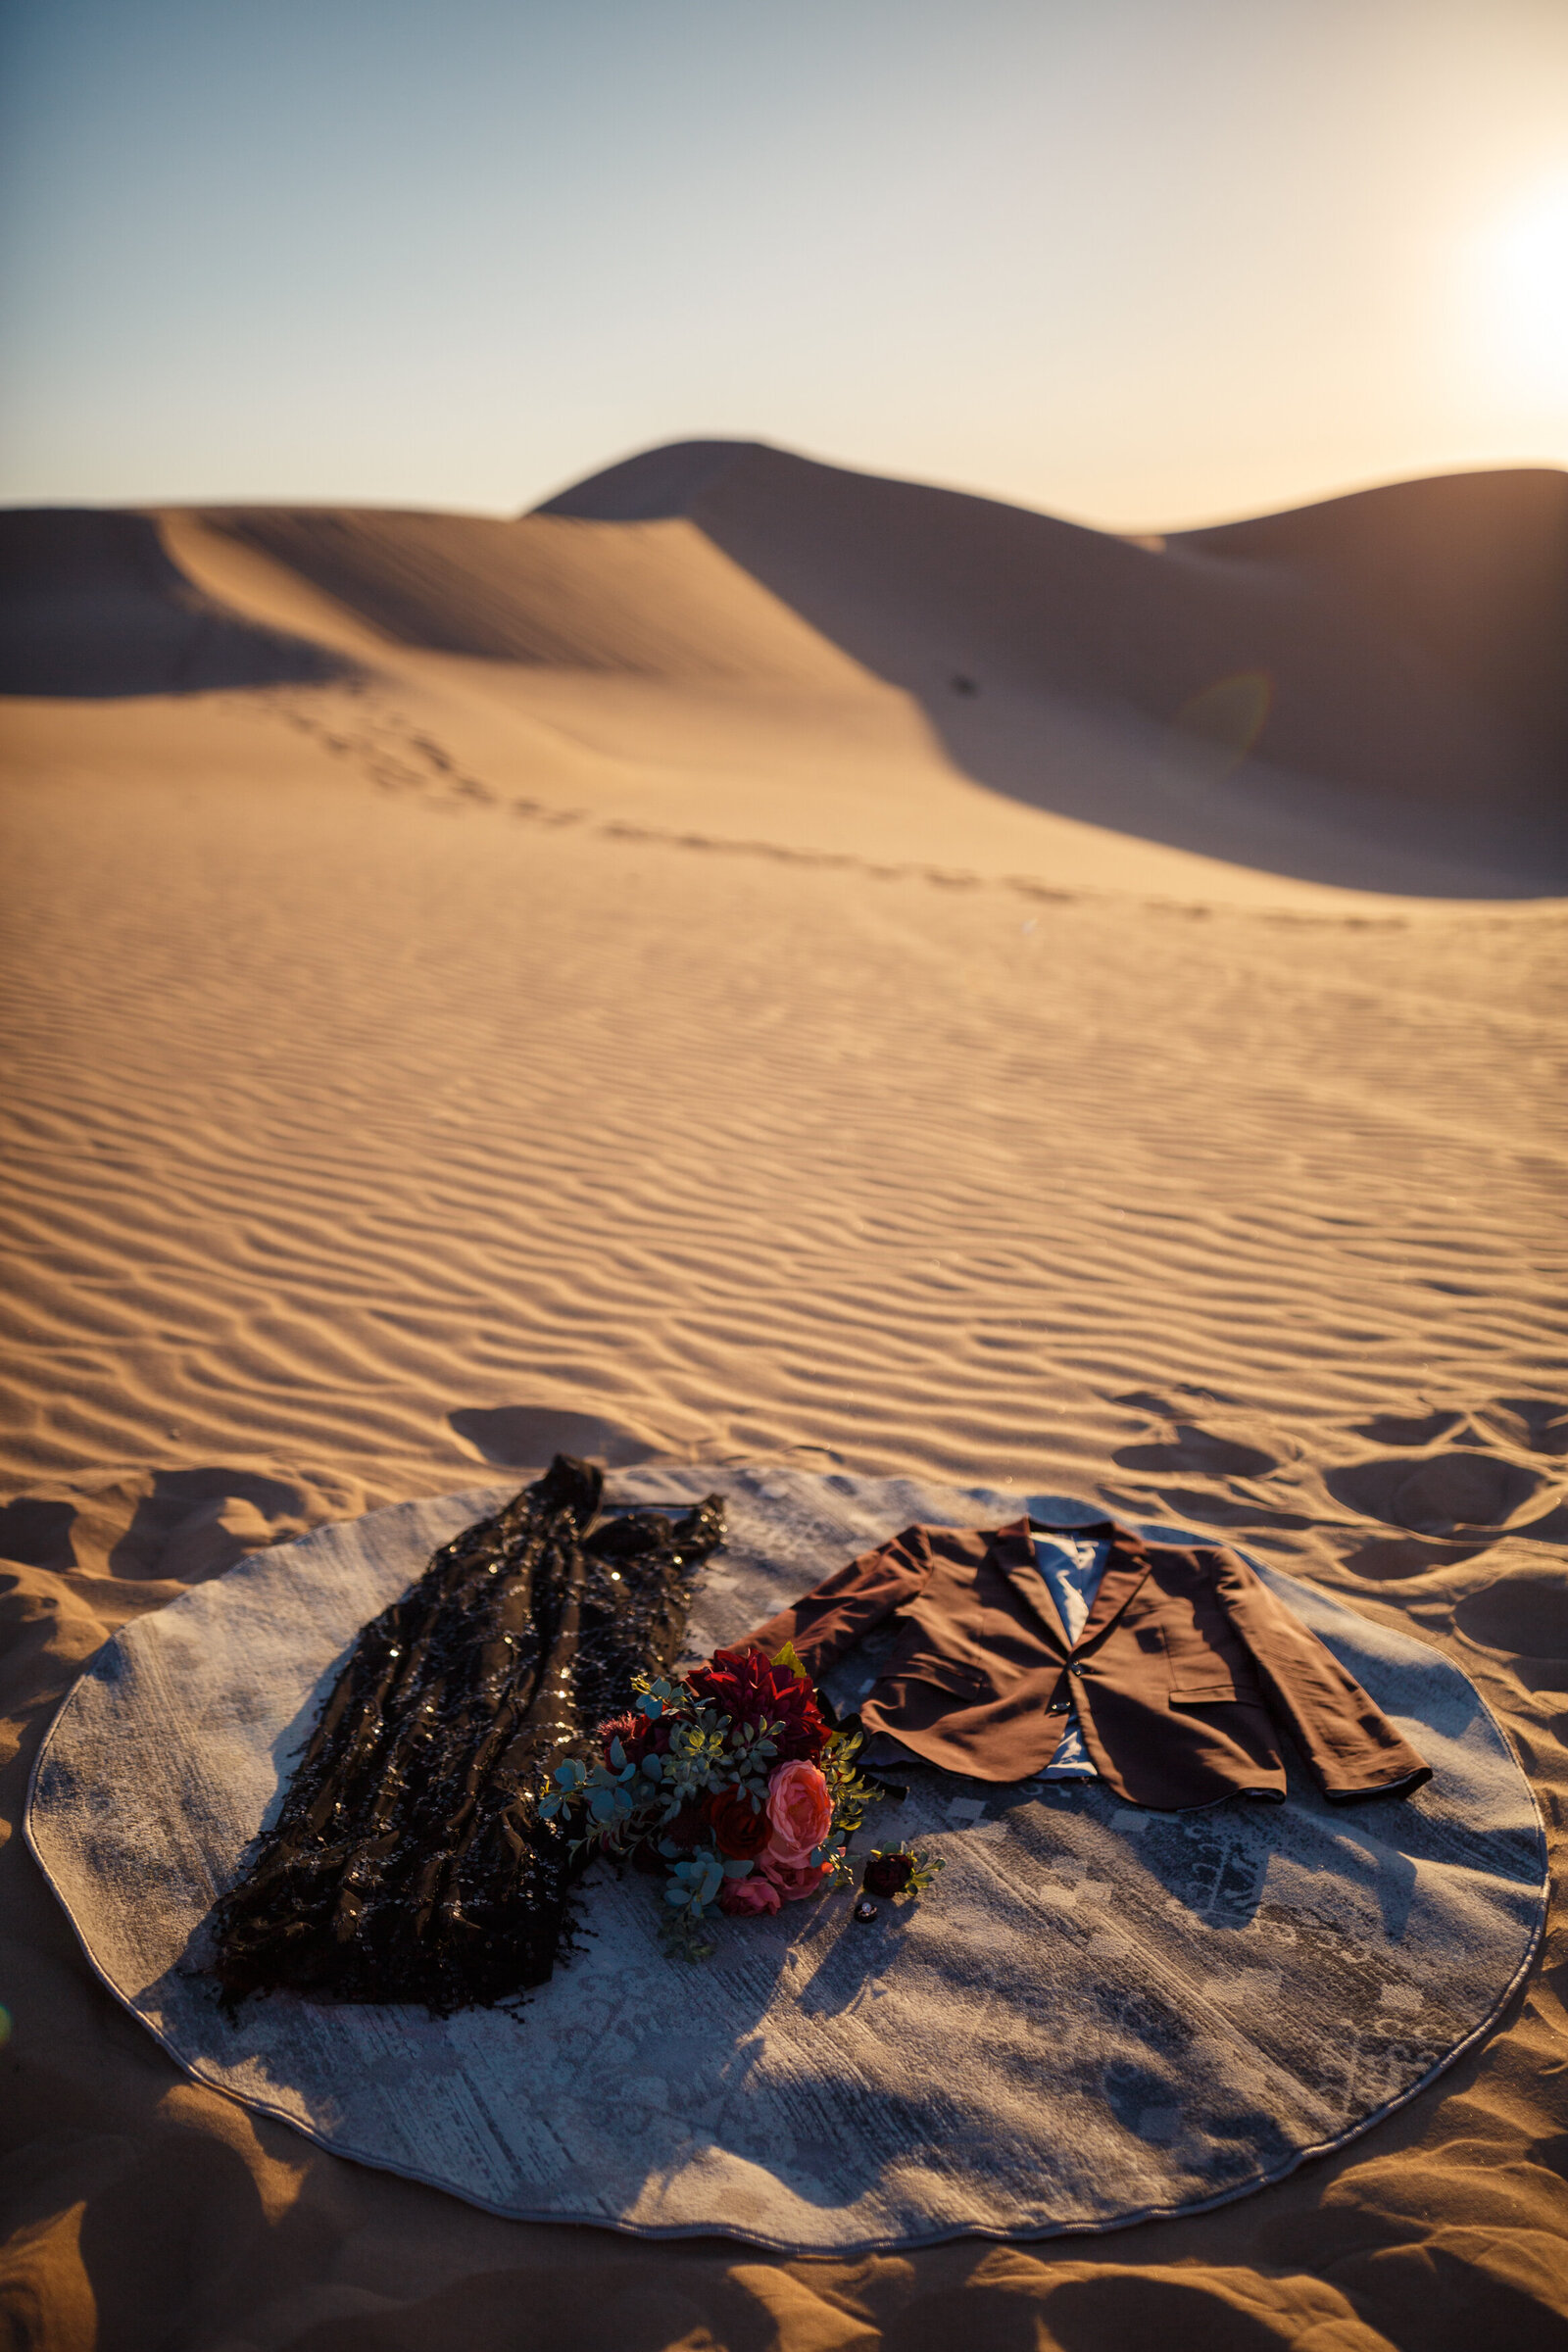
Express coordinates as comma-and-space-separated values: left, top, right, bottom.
4, 443, 1564, 895
540, 440, 1567, 821
1, 442, 1565, 2347
1182, 464, 1568, 775
0, 508, 345, 698
180, 505, 864, 685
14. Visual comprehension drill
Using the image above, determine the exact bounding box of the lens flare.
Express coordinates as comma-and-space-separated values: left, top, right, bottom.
1169, 670, 1273, 782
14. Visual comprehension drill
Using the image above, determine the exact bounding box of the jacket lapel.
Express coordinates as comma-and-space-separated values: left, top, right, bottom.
1074, 1528, 1152, 1649
986, 1518, 1069, 1656
990, 1517, 1152, 1654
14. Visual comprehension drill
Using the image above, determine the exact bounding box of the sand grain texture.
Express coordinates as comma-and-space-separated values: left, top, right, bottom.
1, 448, 1565, 2348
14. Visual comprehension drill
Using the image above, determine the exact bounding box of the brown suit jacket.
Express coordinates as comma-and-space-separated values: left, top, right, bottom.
738, 1517, 1431, 1810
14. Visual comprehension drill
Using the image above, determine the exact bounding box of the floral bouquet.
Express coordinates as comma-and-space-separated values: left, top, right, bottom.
540, 1642, 943, 1957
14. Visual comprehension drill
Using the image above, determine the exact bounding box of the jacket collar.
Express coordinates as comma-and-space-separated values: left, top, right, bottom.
989, 1517, 1151, 1653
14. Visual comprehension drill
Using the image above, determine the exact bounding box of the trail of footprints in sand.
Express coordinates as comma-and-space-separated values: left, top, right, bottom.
260, 691, 1061, 888
255, 688, 1439, 922
267, 694, 512, 813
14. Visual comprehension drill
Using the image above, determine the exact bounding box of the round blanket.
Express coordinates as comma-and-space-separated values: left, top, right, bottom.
25, 1466, 1547, 2251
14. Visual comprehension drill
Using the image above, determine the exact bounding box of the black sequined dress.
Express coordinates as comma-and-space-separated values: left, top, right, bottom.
209, 1456, 724, 2013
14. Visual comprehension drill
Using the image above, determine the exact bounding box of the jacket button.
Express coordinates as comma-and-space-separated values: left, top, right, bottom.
1067, 1661, 1084, 1677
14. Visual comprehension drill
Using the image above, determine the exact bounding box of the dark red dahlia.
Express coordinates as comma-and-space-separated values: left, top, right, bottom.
687, 1647, 828, 1760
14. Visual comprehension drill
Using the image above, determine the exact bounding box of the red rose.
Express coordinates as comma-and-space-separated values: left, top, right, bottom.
719, 1871, 782, 1916
686, 1648, 828, 1760
863, 1850, 915, 1898
706, 1788, 771, 1860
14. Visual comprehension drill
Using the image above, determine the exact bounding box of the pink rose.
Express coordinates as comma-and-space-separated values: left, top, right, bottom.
764, 1760, 833, 1868
760, 1853, 832, 1903
718, 1870, 782, 1917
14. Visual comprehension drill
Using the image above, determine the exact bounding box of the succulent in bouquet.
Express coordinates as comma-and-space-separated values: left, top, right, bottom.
540, 1641, 943, 1958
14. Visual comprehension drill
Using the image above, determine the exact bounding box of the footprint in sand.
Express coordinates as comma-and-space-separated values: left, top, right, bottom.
1454, 1564, 1568, 1695
0, 1497, 77, 1569
1351, 1409, 1468, 1449
105, 1470, 311, 1583
1104, 1399, 1309, 1533
1111, 1421, 1282, 1480
1109, 1391, 1294, 1483
447, 1403, 662, 1470
1326, 1449, 1559, 1540
1471, 1397, 1568, 1458
1340, 1534, 1496, 1582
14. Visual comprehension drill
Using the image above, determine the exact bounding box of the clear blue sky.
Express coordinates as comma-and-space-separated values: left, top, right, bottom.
2, 0, 1565, 528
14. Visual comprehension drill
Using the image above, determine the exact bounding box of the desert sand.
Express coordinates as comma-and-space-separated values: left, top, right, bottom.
1, 443, 1565, 2349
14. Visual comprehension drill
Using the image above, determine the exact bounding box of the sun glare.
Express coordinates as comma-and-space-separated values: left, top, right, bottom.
1483, 179, 1568, 398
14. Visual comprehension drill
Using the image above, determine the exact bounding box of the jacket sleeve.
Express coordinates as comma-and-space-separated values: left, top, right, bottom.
1212, 1547, 1432, 1801
731, 1526, 932, 1679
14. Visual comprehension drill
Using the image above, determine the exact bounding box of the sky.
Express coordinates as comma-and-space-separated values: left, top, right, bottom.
1, 0, 1565, 531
